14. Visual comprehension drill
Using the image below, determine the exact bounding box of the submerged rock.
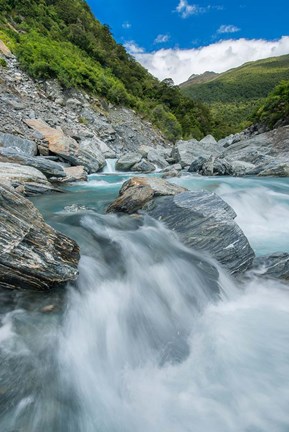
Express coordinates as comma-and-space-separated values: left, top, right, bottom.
252, 253, 289, 281
0, 185, 80, 290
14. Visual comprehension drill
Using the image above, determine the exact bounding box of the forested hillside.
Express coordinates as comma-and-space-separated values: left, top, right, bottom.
181, 55, 289, 138
253, 80, 289, 129
0, 0, 212, 141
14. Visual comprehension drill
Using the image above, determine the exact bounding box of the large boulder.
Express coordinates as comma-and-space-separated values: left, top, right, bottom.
25, 119, 105, 173
0, 132, 37, 156
107, 177, 186, 214
0, 147, 66, 178
200, 135, 217, 145
0, 185, 80, 290
108, 178, 255, 274
115, 152, 142, 171
144, 191, 255, 275
147, 149, 169, 169
172, 139, 222, 168
200, 156, 232, 176
0, 162, 57, 196
131, 159, 155, 173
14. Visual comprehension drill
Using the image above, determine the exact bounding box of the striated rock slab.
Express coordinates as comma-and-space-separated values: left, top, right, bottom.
107, 177, 186, 214
0, 147, 66, 178
25, 119, 105, 173
144, 191, 255, 275
0, 184, 80, 290
0, 162, 57, 196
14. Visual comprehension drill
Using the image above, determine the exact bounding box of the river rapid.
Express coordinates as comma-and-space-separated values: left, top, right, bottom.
1, 165, 289, 432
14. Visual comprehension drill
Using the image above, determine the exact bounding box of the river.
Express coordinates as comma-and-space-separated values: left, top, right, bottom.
0, 165, 289, 431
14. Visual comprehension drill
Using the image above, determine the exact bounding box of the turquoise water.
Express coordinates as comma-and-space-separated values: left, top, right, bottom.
1, 172, 289, 432
33, 172, 289, 256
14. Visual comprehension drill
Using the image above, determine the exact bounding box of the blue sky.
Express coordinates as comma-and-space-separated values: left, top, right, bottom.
87, 0, 289, 83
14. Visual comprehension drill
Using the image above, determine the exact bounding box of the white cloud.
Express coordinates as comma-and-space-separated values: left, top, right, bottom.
176, 0, 204, 18
122, 22, 132, 29
124, 41, 144, 54
126, 36, 289, 84
154, 34, 170, 44
175, 1, 223, 18
218, 25, 240, 34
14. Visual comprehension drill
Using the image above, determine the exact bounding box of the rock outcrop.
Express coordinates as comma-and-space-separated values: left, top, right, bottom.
0, 184, 80, 290
172, 139, 222, 168
25, 119, 106, 173
0, 162, 57, 196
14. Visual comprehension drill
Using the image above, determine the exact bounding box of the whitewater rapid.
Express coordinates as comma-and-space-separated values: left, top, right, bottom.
0, 173, 289, 431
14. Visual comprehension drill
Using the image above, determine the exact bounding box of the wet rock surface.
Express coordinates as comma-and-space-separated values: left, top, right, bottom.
0, 185, 80, 290
252, 253, 289, 281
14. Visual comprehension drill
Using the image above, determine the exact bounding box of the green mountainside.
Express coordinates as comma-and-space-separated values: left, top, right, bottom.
181, 55, 289, 138
0, 0, 212, 141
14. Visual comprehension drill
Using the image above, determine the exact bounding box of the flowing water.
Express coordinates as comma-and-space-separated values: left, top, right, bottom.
1, 172, 289, 432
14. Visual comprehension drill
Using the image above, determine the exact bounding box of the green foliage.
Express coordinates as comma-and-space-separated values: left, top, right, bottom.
0, 57, 7, 68
151, 105, 182, 142
253, 80, 289, 128
181, 55, 289, 137
0, 0, 213, 141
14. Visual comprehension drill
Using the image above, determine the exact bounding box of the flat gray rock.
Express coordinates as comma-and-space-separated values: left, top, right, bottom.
0, 147, 66, 178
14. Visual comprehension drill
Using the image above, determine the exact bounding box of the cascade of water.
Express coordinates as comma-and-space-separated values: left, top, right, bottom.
1, 176, 289, 432
102, 159, 117, 174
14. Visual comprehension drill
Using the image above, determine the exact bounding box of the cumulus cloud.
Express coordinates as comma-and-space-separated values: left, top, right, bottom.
217, 24, 240, 34
126, 36, 289, 84
154, 34, 170, 44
